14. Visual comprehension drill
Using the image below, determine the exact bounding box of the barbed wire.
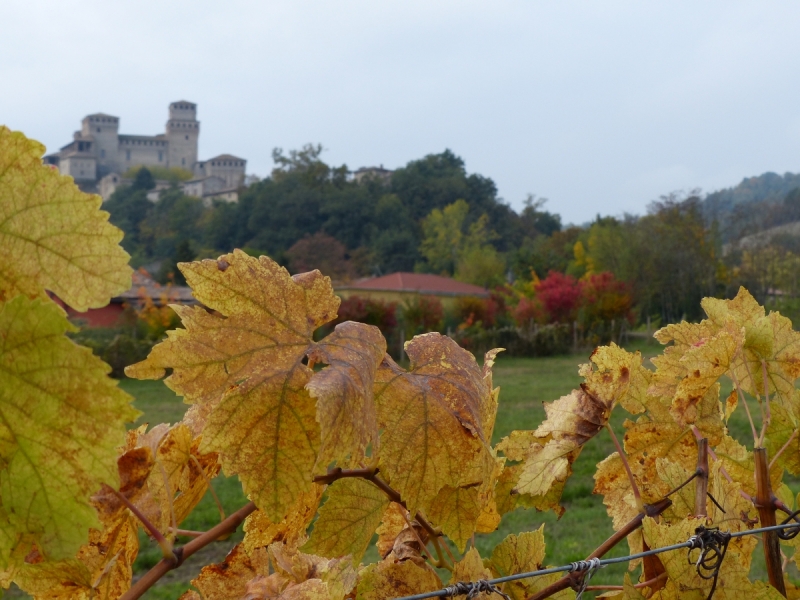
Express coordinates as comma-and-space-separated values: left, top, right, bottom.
393, 521, 800, 600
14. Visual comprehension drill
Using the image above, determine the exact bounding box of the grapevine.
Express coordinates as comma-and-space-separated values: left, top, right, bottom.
0, 126, 798, 599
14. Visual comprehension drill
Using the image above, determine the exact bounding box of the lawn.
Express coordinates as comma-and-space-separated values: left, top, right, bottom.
12, 339, 797, 598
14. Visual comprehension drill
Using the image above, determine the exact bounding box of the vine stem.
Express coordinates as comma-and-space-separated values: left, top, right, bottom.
770, 430, 798, 471
729, 366, 760, 447
605, 423, 643, 511
754, 448, 786, 597
584, 572, 667, 591
108, 486, 175, 563
526, 498, 672, 600
760, 360, 772, 446
120, 501, 257, 600
690, 426, 754, 503
313, 467, 453, 570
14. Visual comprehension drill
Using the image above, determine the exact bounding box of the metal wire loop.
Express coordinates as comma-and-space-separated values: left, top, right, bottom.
569, 557, 604, 600
686, 526, 731, 600
778, 509, 800, 541
441, 580, 511, 599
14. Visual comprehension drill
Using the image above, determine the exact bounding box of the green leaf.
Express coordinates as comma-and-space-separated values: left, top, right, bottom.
0, 296, 137, 564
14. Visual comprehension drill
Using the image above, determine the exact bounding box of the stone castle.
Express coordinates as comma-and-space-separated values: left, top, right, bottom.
45, 101, 247, 202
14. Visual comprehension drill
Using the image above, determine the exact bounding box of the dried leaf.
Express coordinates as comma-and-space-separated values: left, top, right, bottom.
356, 558, 442, 600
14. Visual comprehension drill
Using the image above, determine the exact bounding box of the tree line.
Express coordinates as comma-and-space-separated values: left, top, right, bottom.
104, 146, 800, 329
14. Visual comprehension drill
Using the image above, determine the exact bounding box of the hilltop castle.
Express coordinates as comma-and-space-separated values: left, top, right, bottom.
44, 101, 247, 202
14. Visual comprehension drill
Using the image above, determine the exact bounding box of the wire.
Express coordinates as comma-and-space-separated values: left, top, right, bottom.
392, 521, 800, 600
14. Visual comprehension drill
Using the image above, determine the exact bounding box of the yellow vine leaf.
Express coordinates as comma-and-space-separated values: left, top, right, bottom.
0, 296, 137, 566
0, 127, 131, 310
488, 527, 572, 600
373, 335, 498, 516
356, 558, 442, 600
243, 486, 323, 555
303, 478, 389, 563
193, 543, 269, 600
375, 503, 409, 559
498, 346, 647, 514
126, 251, 386, 521
450, 547, 493, 593
764, 390, 800, 475
642, 517, 779, 600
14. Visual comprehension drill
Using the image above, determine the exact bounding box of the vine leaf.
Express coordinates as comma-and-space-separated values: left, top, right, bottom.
498, 345, 647, 514
243, 486, 323, 555
488, 527, 565, 600
451, 547, 493, 589
373, 335, 498, 517
126, 251, 385, 522
303, 478, 389, 564
0, 127, 131, 310
356, 558, 442, 600
0, 296, 137, 566
375, 503, 409, 559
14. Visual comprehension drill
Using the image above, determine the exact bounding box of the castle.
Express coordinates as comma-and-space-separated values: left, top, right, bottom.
44, 101, 247, 203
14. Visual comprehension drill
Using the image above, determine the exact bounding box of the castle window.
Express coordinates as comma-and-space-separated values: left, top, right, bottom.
158, 151, 163, 162
126, 150, 131, 161
97, 128, 101, 133
185, 135, 189, 140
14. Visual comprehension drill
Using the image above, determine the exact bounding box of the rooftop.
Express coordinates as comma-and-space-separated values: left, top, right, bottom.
340, 272, 488, 297
207, 154, 246, 162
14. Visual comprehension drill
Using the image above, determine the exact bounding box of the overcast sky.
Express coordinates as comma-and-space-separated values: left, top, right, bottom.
3, 1, 800, 224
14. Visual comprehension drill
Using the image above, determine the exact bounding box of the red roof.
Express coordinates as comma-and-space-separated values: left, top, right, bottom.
341, 272, 488, 297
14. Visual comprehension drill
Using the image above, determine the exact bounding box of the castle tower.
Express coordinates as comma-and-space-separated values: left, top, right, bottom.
81, 113, 120, 176
166, 101, 199, 170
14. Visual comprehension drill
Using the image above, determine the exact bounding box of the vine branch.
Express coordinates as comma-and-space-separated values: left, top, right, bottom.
605, 423, 643, 510
120, 501, 257, 600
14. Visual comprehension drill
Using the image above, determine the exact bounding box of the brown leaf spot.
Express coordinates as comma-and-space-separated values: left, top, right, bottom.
217, 259, 229, 271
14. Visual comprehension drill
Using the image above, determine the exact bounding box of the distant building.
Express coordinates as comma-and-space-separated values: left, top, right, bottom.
50, 270, 197, 328
45, 101, 247, 202
336, 272, 488, 310
353, 165, 393, 184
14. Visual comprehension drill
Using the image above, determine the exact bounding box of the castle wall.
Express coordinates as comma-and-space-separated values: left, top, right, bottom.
199, 156, 246, 187
166, 101, 199, 169
117, 136, 168, 173
60, 155, 97, 181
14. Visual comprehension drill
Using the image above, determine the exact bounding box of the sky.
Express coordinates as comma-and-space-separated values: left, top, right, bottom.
3, 0, 800, 224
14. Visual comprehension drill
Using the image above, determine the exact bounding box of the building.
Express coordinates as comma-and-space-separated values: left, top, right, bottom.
50, 270, 197, 328
45, 101, 247, 201
336, 272, 488, 310
352, 165, 393, 184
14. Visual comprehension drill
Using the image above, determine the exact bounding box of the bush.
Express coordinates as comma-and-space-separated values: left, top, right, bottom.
334, 295, 397, 336
69, 328, 153, 378
454, 296, 498, 328
402, 295, 443, 336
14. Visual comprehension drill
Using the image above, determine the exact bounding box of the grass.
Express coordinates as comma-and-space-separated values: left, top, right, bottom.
9, 340, 793, 598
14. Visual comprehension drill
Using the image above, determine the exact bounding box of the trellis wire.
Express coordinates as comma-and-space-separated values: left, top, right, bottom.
393, 521, 800, 600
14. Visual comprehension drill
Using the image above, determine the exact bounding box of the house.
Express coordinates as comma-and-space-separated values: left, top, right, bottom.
51, 271, 197, 328
336, 272, 488, 310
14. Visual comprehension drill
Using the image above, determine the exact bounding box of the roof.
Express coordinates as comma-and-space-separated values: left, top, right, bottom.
113, 270, 197, 305
207, 154, 246, 162
340, 272, 488, 297
171, 100, 196, 106
84, 113, 118, 120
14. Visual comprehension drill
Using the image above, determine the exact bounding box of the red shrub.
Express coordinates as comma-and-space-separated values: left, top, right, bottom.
581, 272, 633, 325
334, 295, 397, 334
535, 271, 582, 323
512, 297, 545, 326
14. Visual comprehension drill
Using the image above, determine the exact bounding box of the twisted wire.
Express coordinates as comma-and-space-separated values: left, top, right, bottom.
569, 557, 604, 600
441, 580, 511, 599
687, 526, 731, 600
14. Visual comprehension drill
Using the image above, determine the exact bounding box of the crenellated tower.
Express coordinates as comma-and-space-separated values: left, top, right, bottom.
165, 100, 199, 169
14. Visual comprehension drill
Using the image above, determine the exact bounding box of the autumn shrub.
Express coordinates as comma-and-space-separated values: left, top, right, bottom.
401, 295, 443, 335
333, 295, 397, 336
535, 270, 583, 323
454, 296, 497, 328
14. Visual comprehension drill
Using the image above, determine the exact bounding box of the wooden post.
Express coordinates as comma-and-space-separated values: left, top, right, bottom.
695, 438, 709, 517
754, 447, 786, 596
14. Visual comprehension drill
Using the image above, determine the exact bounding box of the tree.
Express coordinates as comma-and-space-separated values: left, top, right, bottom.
131, 166, 155, 191
286, 232, 354, 281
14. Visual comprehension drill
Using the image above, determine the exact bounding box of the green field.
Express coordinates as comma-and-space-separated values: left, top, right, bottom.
12, 341, 796, 598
